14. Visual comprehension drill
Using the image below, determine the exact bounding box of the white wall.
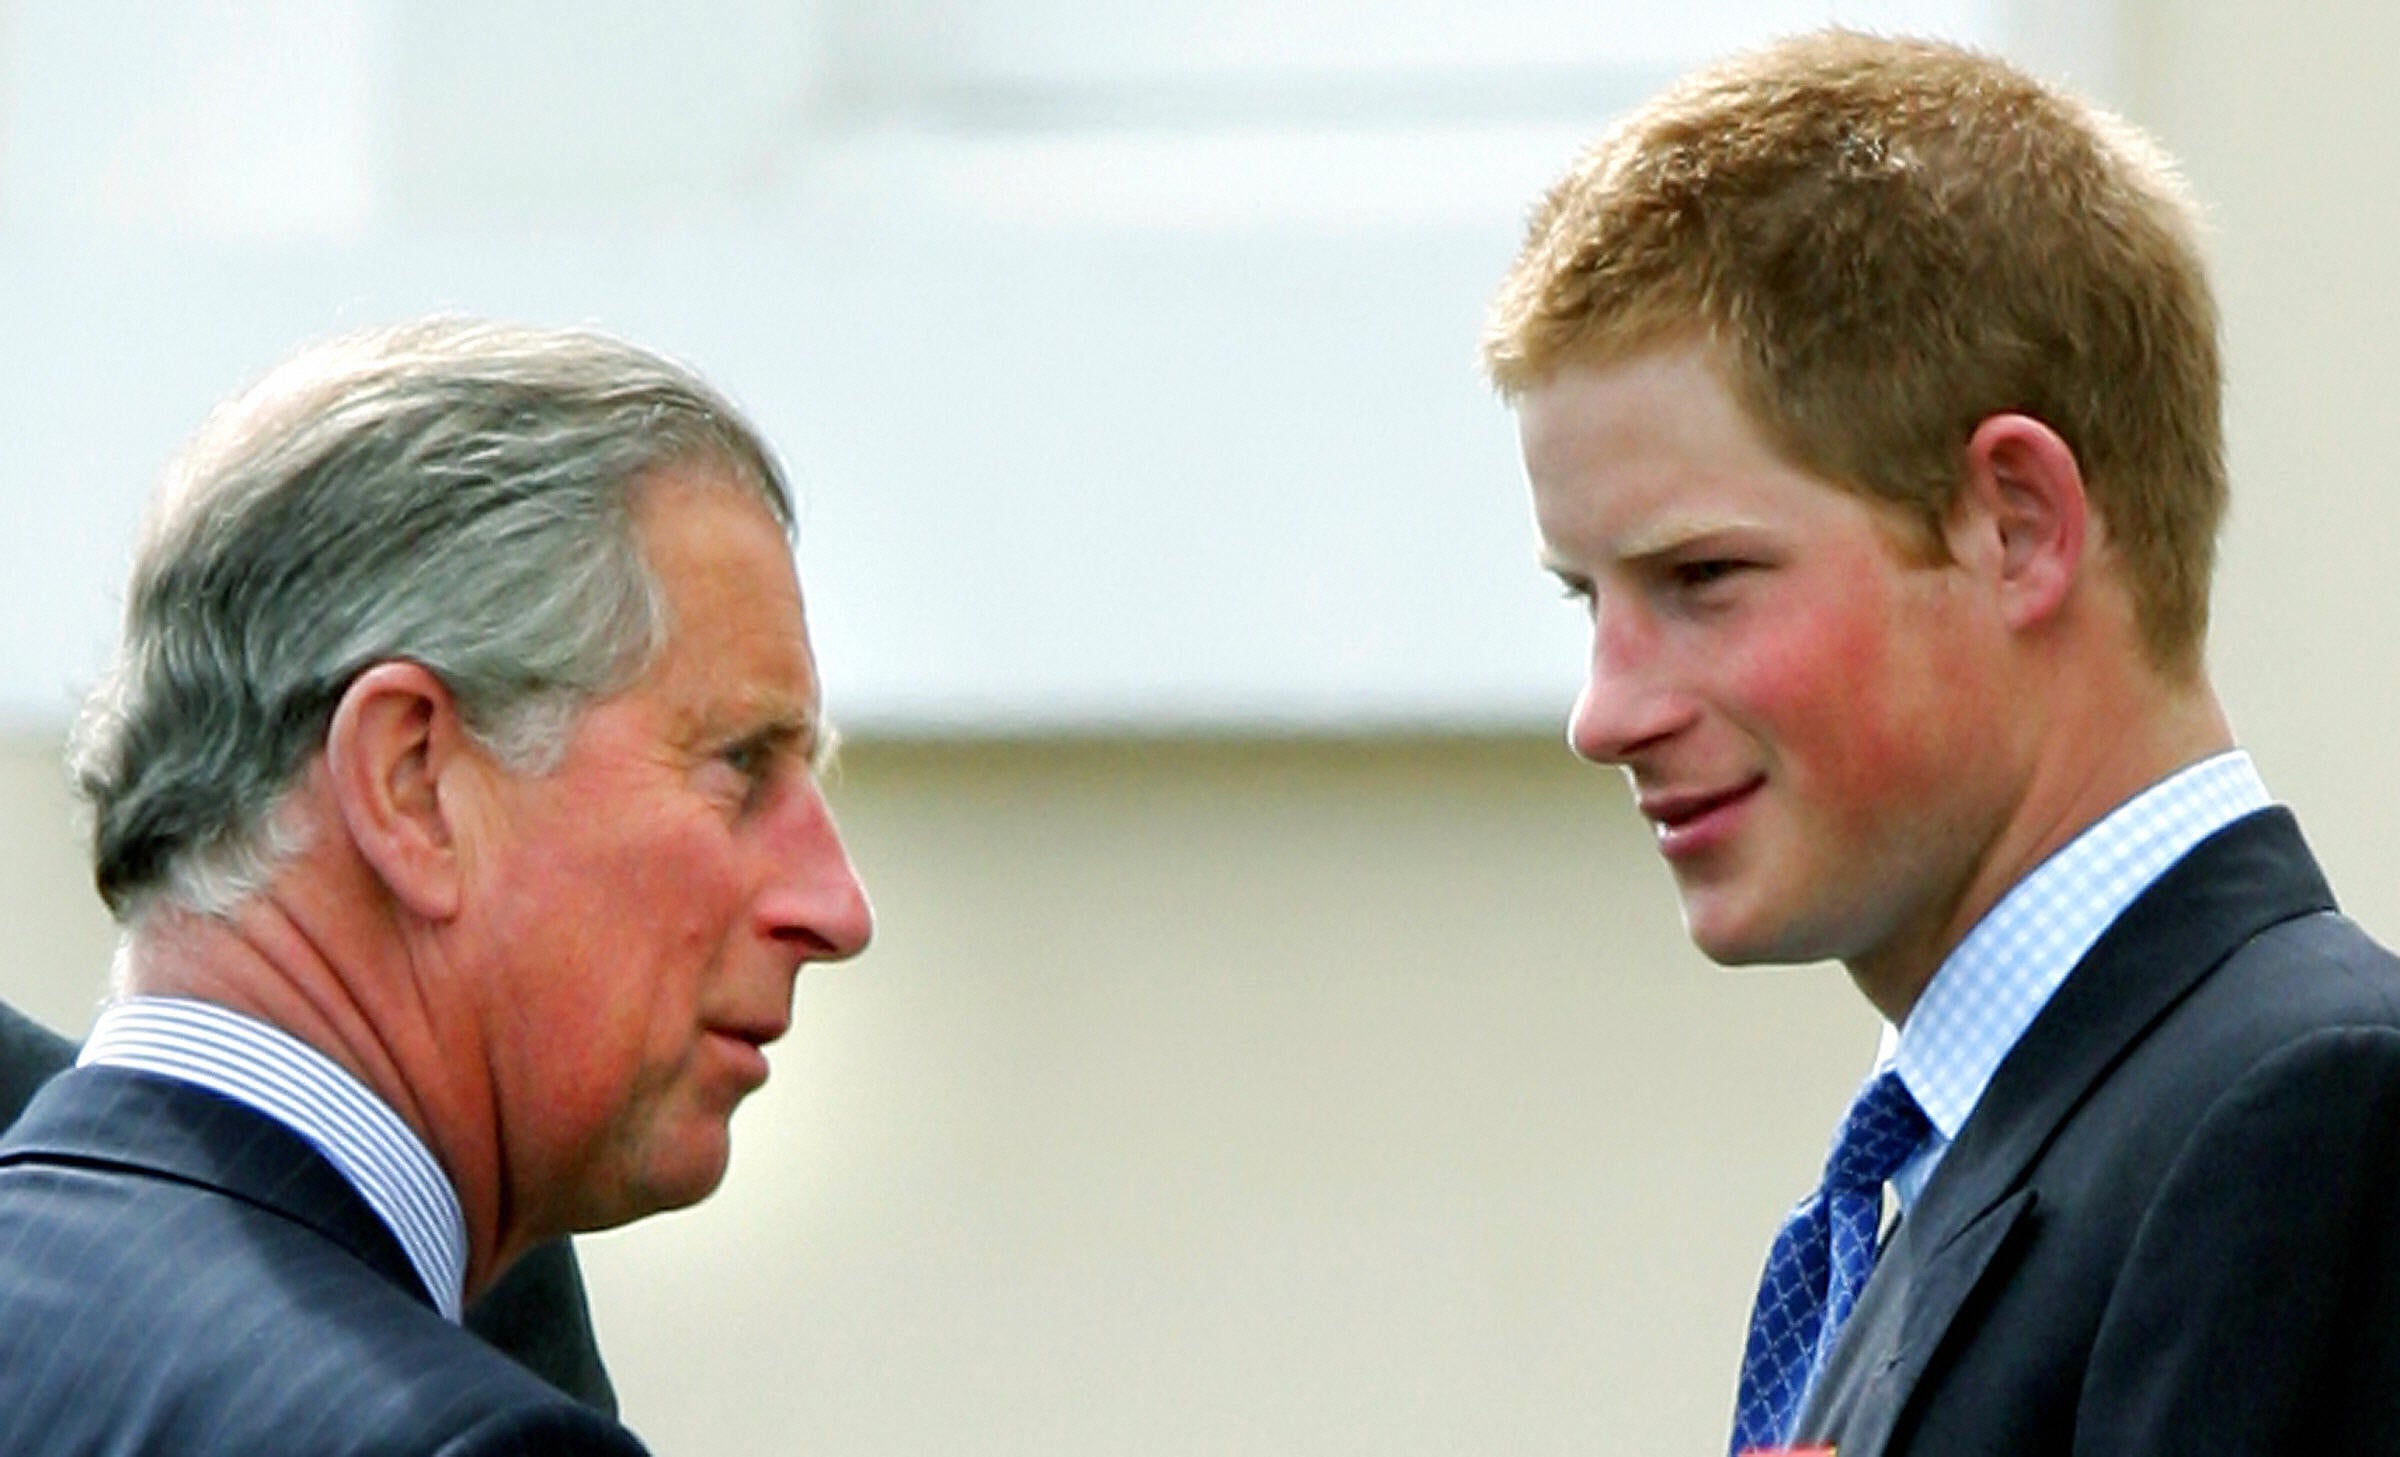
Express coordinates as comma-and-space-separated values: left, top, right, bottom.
0, 0, 2063, 735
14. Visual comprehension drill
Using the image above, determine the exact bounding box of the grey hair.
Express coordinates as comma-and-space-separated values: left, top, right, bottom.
69, 318, 795, 924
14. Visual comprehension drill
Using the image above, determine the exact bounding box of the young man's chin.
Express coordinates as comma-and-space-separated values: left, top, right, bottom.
1678, 892, 1820, 970
1679, 909, 1774, 967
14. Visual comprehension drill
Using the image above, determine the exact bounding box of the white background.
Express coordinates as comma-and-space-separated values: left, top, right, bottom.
0, 0, 2087, 735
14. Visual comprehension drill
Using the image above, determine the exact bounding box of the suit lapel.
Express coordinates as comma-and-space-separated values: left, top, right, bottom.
1799, 1187, 2037, 1456
1796, 808, 2334, 1453
0, 1065, 433, 1307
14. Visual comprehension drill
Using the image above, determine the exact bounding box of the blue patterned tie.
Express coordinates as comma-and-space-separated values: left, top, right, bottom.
1729, 1069, 1930, 1455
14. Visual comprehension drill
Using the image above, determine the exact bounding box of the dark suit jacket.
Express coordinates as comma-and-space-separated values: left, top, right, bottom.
0, 998, 617, 1415
0, 997, 64, 1133
1796, 808, 2400, 1454
0, 1065, 650, 1455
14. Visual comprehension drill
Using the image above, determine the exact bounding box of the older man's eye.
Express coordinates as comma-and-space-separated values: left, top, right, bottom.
710, 739, 781, 810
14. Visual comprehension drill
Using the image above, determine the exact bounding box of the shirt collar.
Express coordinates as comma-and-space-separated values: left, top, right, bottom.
1883, 749, 2271, 1145
80, 995, 470, 1321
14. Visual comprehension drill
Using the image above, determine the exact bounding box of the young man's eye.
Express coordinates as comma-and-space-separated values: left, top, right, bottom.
1674, 559, 1749, 590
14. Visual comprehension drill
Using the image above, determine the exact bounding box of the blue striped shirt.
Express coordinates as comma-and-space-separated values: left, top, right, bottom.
79, 996, 469, 1321
1879, 750, 2273, 1207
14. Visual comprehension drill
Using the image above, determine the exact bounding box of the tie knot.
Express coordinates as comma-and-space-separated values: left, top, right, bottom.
1823, 1069, 1930, 1194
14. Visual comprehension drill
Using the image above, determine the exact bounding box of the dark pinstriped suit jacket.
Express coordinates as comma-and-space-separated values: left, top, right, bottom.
0, 1065, 649, 1455
0, 998, 616, 1414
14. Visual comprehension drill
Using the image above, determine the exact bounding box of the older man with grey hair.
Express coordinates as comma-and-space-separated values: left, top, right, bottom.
0, 319, 874, 1454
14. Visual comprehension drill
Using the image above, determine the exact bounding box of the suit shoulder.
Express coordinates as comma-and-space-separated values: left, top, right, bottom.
0, 1160, 637, 1454
2199, 908, 2400, 1034
2089, 911, 2400, 1161
435, 1402, 653, 1456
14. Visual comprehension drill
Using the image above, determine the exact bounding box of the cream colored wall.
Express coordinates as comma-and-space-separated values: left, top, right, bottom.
0, 730, 1875, 1451
2128, 0, 2400, 947
578, 740, 1872, 1453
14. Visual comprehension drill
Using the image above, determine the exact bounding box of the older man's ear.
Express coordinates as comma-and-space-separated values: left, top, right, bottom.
324, 660, 474, 923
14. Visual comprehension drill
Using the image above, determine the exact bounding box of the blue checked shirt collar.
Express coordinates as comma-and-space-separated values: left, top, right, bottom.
1879, 750, 2271, 1207
80, 995, 470, 1321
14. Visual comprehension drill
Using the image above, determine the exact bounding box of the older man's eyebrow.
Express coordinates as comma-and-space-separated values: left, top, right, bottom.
811, 719, 845, 780
750, 709, 842, 779
702, 704, 837, 779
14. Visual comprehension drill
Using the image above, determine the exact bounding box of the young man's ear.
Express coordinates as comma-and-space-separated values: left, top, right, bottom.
1952, 412, 2089, 631
322, 661, 474, 921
